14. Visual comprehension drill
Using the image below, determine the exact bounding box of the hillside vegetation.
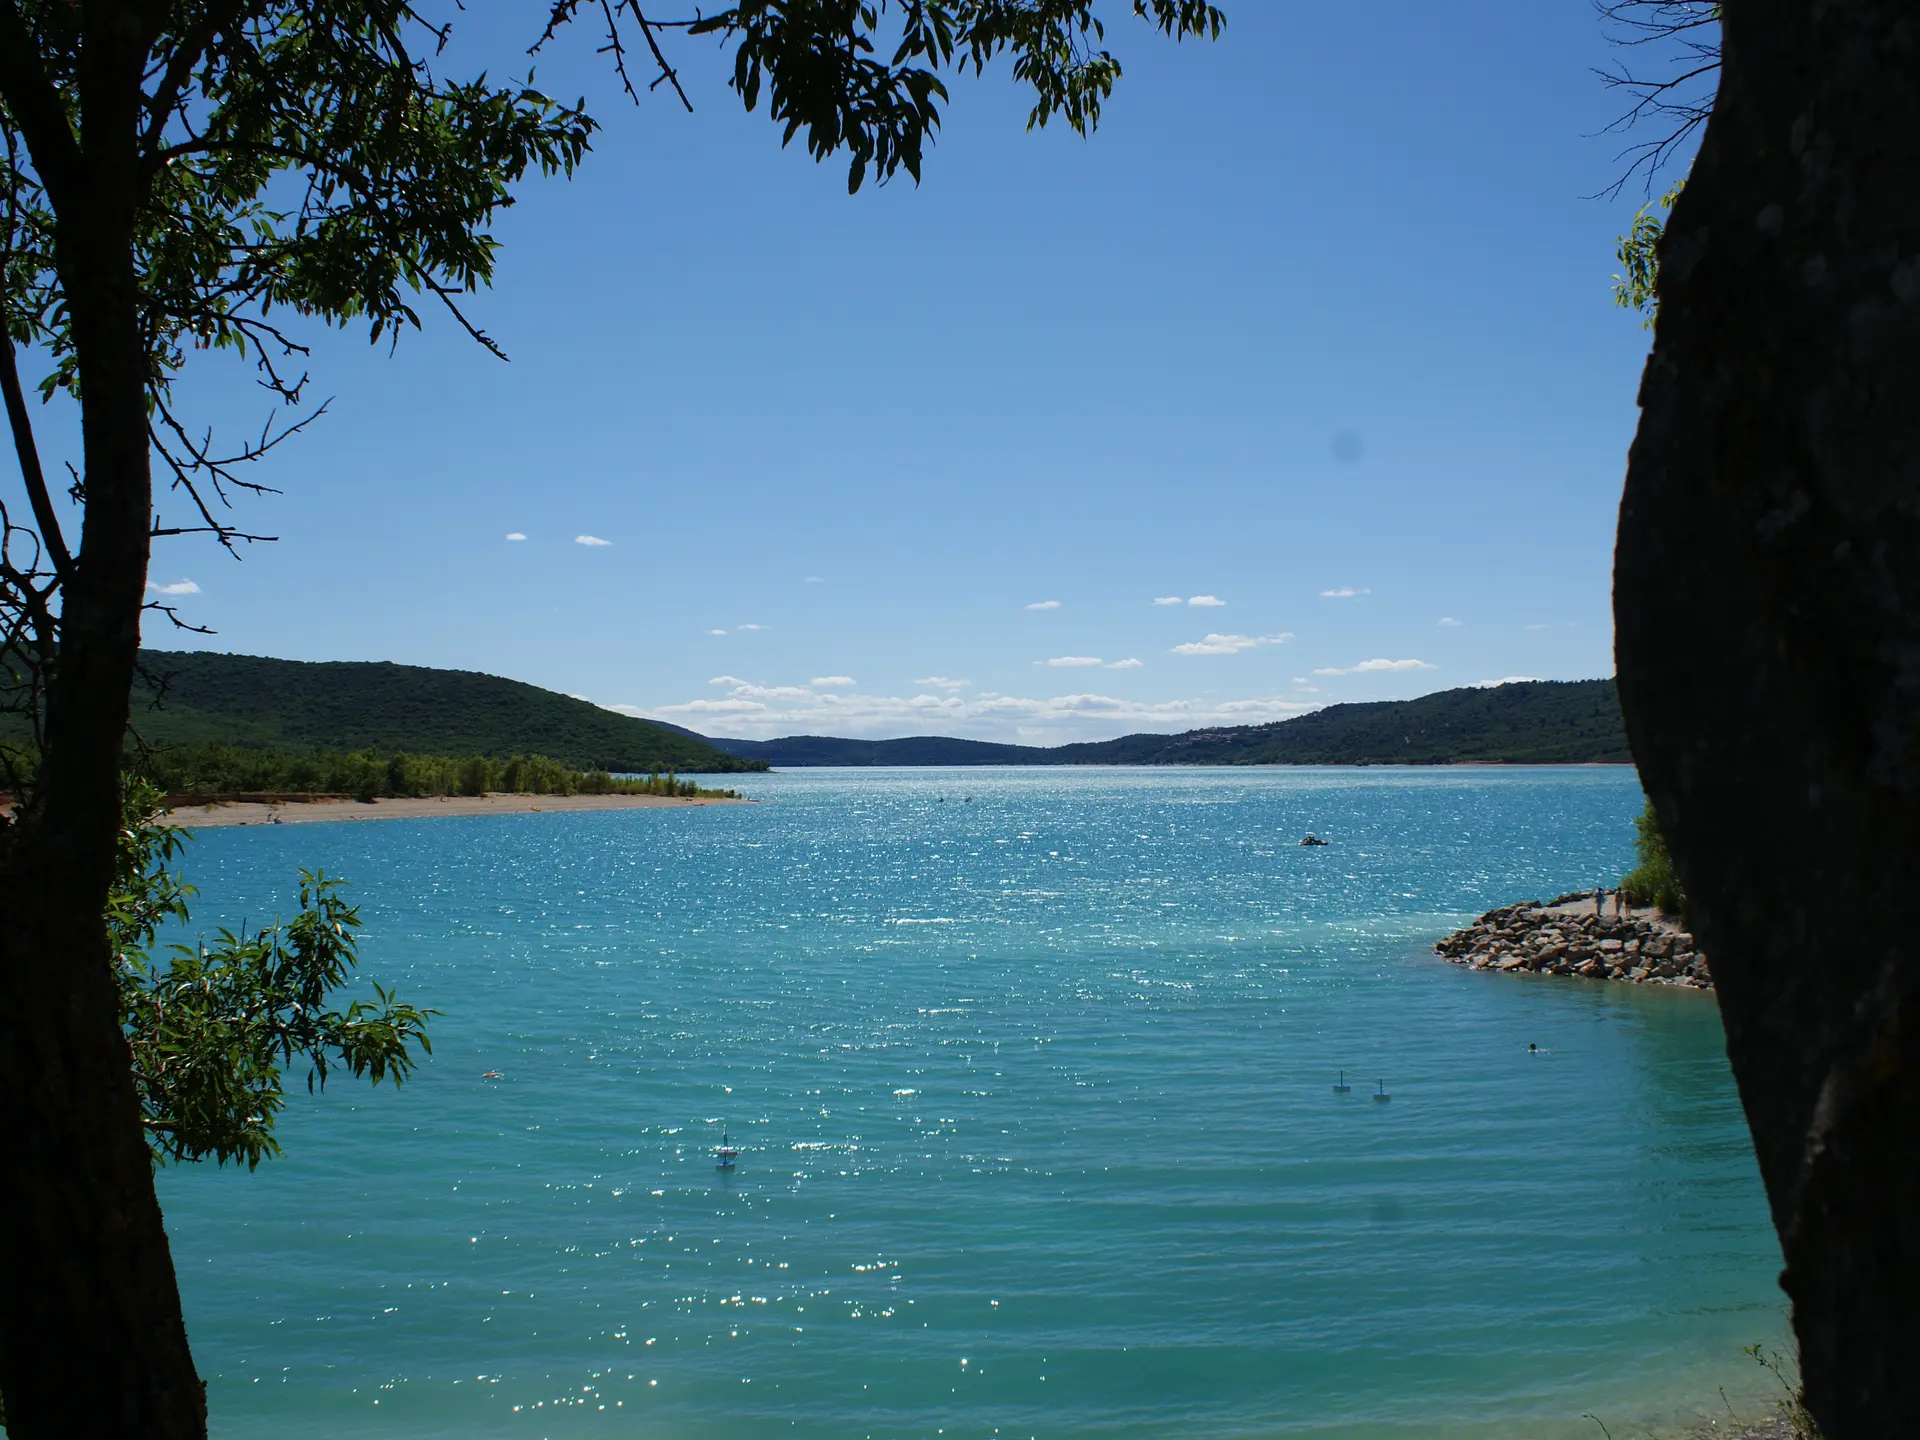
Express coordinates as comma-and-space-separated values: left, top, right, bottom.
128, 744, 738, 801
1059, 678, 1630, 765
115, 651, 765, 773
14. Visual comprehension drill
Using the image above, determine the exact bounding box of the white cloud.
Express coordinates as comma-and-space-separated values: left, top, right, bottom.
1152, 596, 1184, 606
1319, 587, 1371, 598
737, 623, 769, 631
504, 532, 527, 542
1438, 616, 1463, 627
804, 575, 824, 584
913, 676, 968, 691
708, 628, 729, 636
1187, 595, 1226, 607
811, 675, 856, 688
1313, 657, 1438, 676
1106, 658, 1144, 670
1525, 623, 1549, 631
575, 534, 612, 547
1042, 656, 1105, 668
615, 682, 1322, 744
730, 683, 815, 700
1026, 600, 1062, 611
1473, 675, 1543, 688
145, 579, 200, 596
1171, 632, 1293, 656
709, 675, 750, 687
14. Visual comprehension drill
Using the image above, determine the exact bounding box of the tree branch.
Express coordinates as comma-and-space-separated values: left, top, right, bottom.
0, 330, 70, 580
0, 1, 85, 208
136, 0, 258, 181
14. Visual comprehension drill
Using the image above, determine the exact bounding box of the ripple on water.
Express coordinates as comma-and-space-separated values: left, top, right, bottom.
161, 767, 1786, 1438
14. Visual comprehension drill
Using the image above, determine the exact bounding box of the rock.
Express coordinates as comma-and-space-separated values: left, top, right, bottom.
1437, 901, 1706, 991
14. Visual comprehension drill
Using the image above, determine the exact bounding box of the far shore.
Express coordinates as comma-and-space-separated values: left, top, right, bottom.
163, 791, 750, 828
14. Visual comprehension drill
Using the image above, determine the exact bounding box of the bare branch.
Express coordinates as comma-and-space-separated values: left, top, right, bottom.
532, 2, 697, 112
1592, 0, 1721, 196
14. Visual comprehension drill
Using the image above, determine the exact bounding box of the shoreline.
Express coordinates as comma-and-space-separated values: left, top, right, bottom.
163, 791, 749, 828
1436, 891, 1709, 988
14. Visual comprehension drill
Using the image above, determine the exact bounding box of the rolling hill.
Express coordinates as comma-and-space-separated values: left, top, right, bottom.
113, 651, 765, 772
6, 657, 1625, 773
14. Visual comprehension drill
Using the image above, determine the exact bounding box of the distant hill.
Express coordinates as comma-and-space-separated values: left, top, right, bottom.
111, 651, 764, 773
1057, 678, 1631, 765
706, 679, 1630, 766
711, 734, 1053, 766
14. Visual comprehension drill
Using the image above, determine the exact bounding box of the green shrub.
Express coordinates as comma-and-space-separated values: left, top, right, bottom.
1619, 798, 1686, 915
117, 742, 743, 801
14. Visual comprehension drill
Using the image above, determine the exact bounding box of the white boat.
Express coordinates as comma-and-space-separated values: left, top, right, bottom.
715, 1125, 739, 1170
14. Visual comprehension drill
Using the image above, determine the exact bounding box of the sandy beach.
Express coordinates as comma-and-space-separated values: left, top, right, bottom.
164, 792, 748, 828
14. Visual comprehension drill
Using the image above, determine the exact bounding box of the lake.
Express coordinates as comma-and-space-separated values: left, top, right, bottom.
157, 767, 1788, 1438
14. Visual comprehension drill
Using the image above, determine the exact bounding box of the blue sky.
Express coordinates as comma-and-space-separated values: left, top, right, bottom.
124, 2, 1678, 744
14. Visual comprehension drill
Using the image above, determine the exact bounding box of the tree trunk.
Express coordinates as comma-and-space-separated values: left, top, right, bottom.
1615, 3, 1920, 1435
0, 9, 205, 1434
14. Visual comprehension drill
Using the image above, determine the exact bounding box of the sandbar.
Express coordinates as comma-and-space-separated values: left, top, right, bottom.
165, 792, 748, 828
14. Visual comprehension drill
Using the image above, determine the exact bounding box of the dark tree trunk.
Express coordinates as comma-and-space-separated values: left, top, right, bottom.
0, 8, 205, 1436
1615, 2, 1920, 1435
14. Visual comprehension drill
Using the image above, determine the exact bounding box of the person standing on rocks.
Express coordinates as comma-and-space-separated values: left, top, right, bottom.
1594, 887, 1606, 919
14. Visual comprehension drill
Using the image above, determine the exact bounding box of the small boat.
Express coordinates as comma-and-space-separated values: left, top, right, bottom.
1333, 1069, 1351, 1094
715, 1125, 739, 1170
1300, 833, 1329, 847
1373, 1078, 1391, 1103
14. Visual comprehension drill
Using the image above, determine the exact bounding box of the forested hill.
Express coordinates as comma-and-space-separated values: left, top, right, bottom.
710, 679, 1629, 766
1054, 678, 1629, 764
117, 651, 764, 773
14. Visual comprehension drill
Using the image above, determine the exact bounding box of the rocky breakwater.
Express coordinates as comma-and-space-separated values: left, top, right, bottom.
1435, 892, 1710, 989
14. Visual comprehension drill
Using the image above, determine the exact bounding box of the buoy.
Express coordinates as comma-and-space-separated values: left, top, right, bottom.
1333, 1069, 1351, 1094
1373, 1078, 1391, 1103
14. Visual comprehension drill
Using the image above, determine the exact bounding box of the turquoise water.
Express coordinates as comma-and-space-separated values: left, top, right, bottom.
159, 767, 1787, 1438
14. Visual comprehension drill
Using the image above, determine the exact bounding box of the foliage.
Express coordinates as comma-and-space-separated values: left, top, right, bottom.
0, 649, 769, 773
4, 4, 597, 413
110, 780, 434, 1169
1619, 797, 1685, 915
538, 1, 1226, 194
124, 742, 738, 799
1613, 177, 1684, 325
108, 650, 766, 772
1745, 1343, 1822, 1440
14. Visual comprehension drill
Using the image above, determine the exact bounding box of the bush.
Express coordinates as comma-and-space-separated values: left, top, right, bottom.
1619, 798, 1686, 916
118, 743, 744, 801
